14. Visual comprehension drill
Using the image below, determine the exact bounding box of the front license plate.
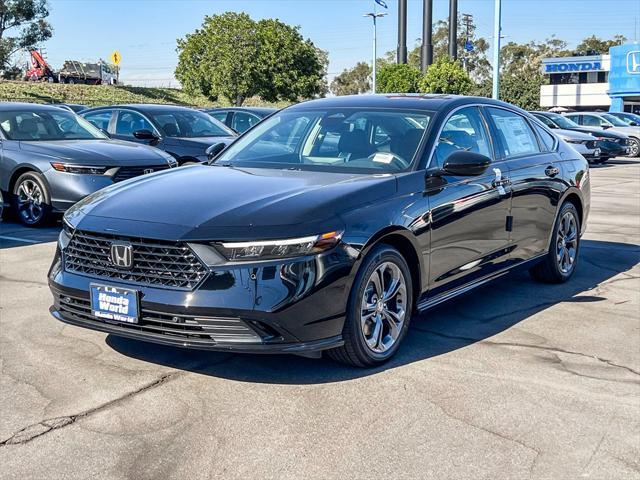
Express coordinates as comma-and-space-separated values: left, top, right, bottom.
90, 284, 139, 324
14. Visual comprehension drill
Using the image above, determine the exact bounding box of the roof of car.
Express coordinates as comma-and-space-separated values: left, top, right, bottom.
0, 102, 74, 112
82, 104, 200, 113
205, 106, 278, 115
284, 94, 515, 112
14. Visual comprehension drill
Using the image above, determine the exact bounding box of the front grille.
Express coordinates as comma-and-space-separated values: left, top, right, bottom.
57, 294, 261, 344
64, 230, 208, 290
585, 140, 597, 149
112, 164, 171, 182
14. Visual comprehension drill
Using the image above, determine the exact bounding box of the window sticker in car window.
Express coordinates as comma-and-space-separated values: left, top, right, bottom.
372, 152, 395, 164
492, 116, 537, 156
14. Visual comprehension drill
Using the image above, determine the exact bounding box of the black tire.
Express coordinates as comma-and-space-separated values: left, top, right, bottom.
12, 171, 52, 227
530, 202, 580, 284
327, 244, 413, 368
628, 137, 640, 158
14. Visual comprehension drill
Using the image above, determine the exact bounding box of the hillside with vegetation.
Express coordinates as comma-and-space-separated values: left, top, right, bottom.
0, 81, 286, 108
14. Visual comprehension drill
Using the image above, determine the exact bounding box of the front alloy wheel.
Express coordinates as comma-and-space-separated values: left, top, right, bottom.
13, 172, 51, 227
329, 244, 413, 367
628, 138, 640, 158
360, 262, 407, 354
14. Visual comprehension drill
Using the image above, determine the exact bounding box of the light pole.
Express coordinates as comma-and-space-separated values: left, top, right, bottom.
364, 12, 387, 93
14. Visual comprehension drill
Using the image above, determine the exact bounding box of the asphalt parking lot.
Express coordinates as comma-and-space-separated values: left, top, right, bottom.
1, 158, 639, 480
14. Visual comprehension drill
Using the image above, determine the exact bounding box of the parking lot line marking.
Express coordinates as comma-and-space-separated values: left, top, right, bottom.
0, 235, 40, 244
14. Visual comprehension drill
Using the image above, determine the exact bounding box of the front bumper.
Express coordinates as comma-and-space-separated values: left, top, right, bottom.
48, 243, 356, 354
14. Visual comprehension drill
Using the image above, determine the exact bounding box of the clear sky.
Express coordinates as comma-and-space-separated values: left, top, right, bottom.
37, 0, 640, 87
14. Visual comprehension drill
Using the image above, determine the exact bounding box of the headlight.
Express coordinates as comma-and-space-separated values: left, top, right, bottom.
51, 162, 108, 174
59, 219, 74, 250
565, 139, 584, 144
213, 231, 343, 261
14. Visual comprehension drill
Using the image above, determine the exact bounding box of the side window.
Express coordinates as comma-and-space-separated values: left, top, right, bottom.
533, 123, 556, 151
581, 115, 601, 127
83, 110, 113, 131
434, 107, 492, 168
116, 111, 154, 136
231, 112, 260, 134
487, 107, 540, 158
209, 111, 228, 124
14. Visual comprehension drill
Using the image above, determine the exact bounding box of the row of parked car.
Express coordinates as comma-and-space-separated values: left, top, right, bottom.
530, 110, 640, 162
0, 99, 637, 227
0, 102, 276, 226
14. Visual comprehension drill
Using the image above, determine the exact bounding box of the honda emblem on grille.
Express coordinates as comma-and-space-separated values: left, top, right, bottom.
143, 168, 154, 174
110, 241, 133, 269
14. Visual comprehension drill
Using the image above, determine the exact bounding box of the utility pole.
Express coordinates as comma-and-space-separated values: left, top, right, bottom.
492, 0, 502, 99
420, 0, 433, 73
364, 12, 387, 93
397, 0, 407, 64
448, 0, 458, 60
461, 13, 474, 72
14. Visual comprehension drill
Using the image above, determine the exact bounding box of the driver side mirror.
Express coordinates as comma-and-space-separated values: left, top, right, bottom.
441, 150, 491, 176
206, 142, 227, 162
629, 121, 638, 126
133, 129, 159, 141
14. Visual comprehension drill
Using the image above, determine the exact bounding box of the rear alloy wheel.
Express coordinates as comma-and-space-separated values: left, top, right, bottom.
13, 172, 52, 227
628, 138, 640, 158
328, 245, 413, 367
530, 202, 580, 283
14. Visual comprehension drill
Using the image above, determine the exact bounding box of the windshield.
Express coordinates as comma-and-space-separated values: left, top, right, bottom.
214, 108, 433, 173
545, 113, 580, 129
150, 110, 234, 138
0, 110, 107, 141
600, 113, 630, 127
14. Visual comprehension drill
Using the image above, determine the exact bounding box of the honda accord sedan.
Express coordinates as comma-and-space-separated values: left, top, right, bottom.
0, 103, 177, 226
81, 104, 237, 165
49, 95, 590, 367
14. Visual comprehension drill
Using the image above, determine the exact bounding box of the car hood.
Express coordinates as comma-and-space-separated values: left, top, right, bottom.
568, 126, 627, 139
19, 139, 169, 165
608, 126, 640, 137
165, 136, 235, 150
66, 165, 397, 241
555, 129, 595, 141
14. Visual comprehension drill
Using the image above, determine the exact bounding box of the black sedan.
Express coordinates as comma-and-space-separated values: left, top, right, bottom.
531, 111, 629, 162
50, 95, 590, 367
81, 104, 237, 165
0, 103, 177, 226
204, 107, 277, 134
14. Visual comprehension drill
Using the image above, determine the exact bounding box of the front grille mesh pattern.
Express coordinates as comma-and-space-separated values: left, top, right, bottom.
113, 164, 171, 182
57, 294, 261, 344
64, 230, 207, 290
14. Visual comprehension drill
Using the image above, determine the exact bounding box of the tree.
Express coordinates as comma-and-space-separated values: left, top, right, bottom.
575, 35, 626, 55
0, 0, 52, 73
330, 62, 371, 96
418, 58, 473, 95
175, 13, 325, 106
255, 18, 326, 103
376, 64, 421, 93
499, 73, 543, 110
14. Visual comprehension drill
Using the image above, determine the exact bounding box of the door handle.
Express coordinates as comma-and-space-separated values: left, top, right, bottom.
545, 166, 560, 177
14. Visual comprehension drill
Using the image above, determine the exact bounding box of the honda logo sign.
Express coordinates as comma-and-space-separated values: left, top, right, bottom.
110, 241, 133, 269
628, 51, 640, 74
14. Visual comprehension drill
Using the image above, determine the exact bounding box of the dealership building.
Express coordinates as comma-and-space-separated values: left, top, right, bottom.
540, 43, 640, 113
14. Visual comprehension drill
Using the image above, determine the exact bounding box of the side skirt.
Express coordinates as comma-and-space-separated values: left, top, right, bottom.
417, 252, 547, 312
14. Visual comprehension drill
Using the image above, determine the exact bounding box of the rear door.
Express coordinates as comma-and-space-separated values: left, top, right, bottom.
485, 107, 563, 262
426, 106, 513, 296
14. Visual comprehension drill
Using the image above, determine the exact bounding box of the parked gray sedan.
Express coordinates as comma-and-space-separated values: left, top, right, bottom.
0, 103, 177, 226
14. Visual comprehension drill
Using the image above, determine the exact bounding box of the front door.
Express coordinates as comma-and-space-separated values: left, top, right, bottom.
425, 106, 512, 298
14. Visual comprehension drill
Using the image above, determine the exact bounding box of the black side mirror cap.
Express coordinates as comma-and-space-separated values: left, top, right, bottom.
133, 129, 159, 140
206, 142, 227, 162
629, 121, 638, 126
442, 150, 491, 176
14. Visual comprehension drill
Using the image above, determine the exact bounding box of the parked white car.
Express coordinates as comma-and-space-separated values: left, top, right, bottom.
565, 112, 640, 157
551, 128, 602, 162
